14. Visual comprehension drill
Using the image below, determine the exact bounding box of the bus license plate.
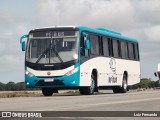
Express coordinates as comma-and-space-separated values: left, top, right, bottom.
44, 79, 54, 82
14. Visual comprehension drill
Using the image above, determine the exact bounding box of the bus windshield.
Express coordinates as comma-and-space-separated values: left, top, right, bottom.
26, 31, 78, 64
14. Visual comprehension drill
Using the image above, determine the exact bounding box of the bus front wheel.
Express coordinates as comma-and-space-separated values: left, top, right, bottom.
79, 74, 95, 95
42, 88, 54, 96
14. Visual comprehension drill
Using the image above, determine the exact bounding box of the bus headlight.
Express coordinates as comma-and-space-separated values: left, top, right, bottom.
25, 70, 34, 77
66, 68, 78, 76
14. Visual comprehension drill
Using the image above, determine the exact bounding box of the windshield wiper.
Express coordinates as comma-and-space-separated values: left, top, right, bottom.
36, 48, 50, 64
51, 47, 64, 64
36, 47, 64, 64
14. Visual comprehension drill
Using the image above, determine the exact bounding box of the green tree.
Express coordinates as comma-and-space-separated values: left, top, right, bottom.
15, 82, 25, 91
155, 80, 160, 87
5, 82, 16, 91
130, 83, 139, 89
130, 78, 159, 89
150, 81, 156, 88
138, 78, 152, 88
0, 82, 6, 91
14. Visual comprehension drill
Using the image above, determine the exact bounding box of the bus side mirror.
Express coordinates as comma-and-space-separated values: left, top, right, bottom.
20, 34, 28, 52
82, 32, 90, 50
22, 41, 26, 51
154, 72, 157, 77
85, 39, 90, 50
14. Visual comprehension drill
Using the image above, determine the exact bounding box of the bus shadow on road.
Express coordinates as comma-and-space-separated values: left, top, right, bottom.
51, 91, 114, 97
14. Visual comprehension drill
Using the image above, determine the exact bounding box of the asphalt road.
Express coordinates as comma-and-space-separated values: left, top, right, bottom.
0, 90, 160, 120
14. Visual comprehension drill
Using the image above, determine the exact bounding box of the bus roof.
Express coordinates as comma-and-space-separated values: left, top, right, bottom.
77, 26, 138, 43
30, 26, 138, 43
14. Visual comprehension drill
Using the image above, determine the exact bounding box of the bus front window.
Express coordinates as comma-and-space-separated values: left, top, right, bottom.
26, 31, 78, 64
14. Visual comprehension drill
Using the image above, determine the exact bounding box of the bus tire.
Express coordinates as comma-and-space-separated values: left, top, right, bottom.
113, 74, 127, 93
79, 88, 86, 95
42, 88, 54, 96
79, 74, 95, 95
120, 74, 127, 93
112, 86, 120, 93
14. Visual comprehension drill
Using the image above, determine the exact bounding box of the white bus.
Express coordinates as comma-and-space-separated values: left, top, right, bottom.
20, 26, 140, 96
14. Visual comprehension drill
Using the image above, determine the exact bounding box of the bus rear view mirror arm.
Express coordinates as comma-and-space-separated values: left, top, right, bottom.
22, 41, 26, 51
20, 34, 28, 43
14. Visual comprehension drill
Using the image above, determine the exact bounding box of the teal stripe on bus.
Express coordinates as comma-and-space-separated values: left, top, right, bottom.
77, 26, 138, 43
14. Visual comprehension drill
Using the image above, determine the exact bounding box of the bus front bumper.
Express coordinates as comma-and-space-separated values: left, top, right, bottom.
25, 72, 80, 88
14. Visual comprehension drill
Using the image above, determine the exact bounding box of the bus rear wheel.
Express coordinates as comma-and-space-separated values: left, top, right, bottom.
120, 75, 127, 93
79, 74, 95, 95
112, 86, 120, 93
42, 88, 54, 96
113, 74, 127, 93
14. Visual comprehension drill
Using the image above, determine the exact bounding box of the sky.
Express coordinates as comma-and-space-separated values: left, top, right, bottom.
0, 0, 160, 83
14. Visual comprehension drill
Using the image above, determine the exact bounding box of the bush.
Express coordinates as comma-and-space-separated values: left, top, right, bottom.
0, 82, 5, 91
15, 82, 25, 91
138, 78, 152, 89
131, 78, 160, 89
3, 82, 25, 91
5, 82, 16, 91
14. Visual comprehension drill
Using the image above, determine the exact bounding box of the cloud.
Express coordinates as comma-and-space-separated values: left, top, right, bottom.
32, 0, 136, 30
0, 23, 28, 75
131, 0, 160, 26
144, 25, 160, 42
32, 0, 160, 32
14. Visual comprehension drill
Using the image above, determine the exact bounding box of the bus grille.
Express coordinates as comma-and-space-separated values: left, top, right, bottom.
35, 80, 65, 86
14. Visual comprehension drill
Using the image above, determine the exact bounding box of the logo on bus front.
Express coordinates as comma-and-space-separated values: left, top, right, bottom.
109, 58, 116, 73
47, 72, 51, 76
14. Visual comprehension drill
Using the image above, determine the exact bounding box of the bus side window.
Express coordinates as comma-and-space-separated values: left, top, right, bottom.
128, 42, 135, 60
80, 36, 85, 56
133, 43, 136, 60
102, 37, 109, 56
113, 39, 120, 58
117, 40, 121, 58
90, 34, 99, 56
108, 38, 113, 57
135, 43, 139, 61
80, 36, 89, 57
121, 41, 129, 59
99, 36, 103, 55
